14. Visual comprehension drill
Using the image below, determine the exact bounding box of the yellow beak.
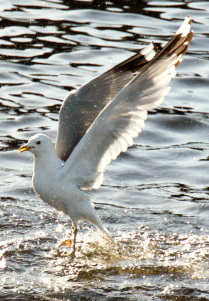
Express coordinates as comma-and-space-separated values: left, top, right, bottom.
18, 145, 31, 153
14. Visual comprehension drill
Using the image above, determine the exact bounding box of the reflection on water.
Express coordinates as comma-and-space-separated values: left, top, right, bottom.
1, 0, 209, 300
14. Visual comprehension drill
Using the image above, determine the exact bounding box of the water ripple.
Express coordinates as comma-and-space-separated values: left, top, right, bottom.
1, 0, 209, 300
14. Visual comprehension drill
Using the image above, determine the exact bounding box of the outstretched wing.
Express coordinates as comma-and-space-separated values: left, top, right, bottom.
62, 16, 193, 190
55, 43, 156, 161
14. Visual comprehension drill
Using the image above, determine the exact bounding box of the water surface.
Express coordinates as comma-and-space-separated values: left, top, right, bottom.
1, 0, 209, 300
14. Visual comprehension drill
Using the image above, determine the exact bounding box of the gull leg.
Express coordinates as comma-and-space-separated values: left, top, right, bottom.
71, 226, 78, 258
57, 226, 78, 258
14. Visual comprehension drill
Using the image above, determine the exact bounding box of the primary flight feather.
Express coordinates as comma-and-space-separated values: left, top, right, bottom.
18, 16, 193, 256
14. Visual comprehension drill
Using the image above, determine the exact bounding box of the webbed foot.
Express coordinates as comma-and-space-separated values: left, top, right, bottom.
57, 238, 72, 248
57, 226, 78, 258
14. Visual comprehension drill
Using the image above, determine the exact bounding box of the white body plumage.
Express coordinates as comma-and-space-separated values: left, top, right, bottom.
31, 135, 107, 234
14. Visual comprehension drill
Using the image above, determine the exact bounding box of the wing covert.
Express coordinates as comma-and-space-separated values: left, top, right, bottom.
55, 43, 156, 161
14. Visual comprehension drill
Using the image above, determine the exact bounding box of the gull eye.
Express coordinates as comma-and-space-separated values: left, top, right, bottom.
36, 141, 41, 145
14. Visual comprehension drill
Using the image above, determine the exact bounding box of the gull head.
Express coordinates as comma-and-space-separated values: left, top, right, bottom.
18, 134, 54, 156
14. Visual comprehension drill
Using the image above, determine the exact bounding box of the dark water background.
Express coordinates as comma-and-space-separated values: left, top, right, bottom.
1, 0, 209, 300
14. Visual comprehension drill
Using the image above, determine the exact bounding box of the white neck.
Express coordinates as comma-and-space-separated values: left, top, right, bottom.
33, 147, 63, 172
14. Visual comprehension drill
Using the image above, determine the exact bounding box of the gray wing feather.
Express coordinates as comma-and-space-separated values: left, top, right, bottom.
61, 16, 193, 190
55, 43, 156, 161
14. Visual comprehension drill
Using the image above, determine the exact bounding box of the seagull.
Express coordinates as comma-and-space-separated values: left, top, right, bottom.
18, 16, 193, 256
